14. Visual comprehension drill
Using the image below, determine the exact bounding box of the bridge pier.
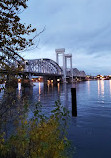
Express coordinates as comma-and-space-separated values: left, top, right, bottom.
21, 73, 33, 87
43, 76, 62, 85
43, 76, 48, 85
53, 76, 58, 85
21, 79, 33, 87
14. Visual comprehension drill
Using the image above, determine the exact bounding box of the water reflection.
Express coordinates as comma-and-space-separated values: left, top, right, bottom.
97, 80, 104, 97
2, 80, 111, 114
39, 82, 41, 95
97, 80, 100, 97
97, 80, 105, 104
38, 82, 41, 101
100, 80, 104, 96
109, 80, 111, 95
1, 81, 111, 121
47, 83, 50, 93
87, 80, 90, 94
57, 83, 60, 93
63, 83, 68, 108
51, 83, 53, 89
0, 84, 5, 100
18, 83, 21, 91
18, 83, 22, 99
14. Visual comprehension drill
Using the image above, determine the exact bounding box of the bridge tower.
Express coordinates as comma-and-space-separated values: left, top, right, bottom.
55, 48, 66, 82
55, 48, 73, 82
65, 54, 73, 82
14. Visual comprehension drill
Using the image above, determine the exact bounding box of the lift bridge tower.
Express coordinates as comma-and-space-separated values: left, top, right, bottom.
55, 48, 73, 82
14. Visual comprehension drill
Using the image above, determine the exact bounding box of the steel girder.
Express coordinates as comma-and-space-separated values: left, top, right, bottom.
25, 58, 63, 76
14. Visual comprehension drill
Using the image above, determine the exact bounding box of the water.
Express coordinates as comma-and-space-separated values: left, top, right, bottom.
1, 80, 111, 158
68, 80, 111, 158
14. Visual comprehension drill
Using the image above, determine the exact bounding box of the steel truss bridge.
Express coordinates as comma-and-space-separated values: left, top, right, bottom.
0, 59, 63, 77
24, 59, 63, 77
0, 49, 63, 80
0, 48, 86, 84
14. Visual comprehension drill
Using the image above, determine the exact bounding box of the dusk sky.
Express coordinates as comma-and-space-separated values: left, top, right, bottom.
20, 0, 111, 76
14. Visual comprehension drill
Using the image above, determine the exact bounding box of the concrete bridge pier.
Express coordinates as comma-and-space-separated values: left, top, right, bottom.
21, 73, 33, 87
53, 76, 58, 85
69, 77, 74, 83
43, 76, 48, 85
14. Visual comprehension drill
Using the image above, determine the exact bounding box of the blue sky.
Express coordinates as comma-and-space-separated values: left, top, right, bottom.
20, 0, 111, 75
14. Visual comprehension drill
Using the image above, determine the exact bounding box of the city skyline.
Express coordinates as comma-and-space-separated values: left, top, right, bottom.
20, 0, 111, 76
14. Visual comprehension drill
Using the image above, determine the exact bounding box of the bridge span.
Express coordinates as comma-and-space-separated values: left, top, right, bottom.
0, 48, 86, 86
24, 58, 63, 76
0, 57, 64, 86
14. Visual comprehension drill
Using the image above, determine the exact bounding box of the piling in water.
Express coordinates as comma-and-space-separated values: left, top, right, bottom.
71, 88, 77, 117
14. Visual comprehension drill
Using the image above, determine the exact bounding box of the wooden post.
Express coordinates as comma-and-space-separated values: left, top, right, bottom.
71, 88, 77, 117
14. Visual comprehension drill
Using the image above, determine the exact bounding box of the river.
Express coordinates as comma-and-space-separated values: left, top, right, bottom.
1, 80, 111, 158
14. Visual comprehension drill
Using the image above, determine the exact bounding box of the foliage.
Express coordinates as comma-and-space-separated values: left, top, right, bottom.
0, 101, 72, 158
0, 0, 44, 70
0, 0, 36, 52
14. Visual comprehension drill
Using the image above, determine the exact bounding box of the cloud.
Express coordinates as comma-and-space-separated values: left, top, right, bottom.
20, 0, 111, 75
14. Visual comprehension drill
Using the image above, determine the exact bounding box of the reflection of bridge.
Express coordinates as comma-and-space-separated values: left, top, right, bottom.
0, 48, 86, 85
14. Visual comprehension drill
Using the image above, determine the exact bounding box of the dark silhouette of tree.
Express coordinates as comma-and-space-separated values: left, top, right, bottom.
0, 0, 43, 67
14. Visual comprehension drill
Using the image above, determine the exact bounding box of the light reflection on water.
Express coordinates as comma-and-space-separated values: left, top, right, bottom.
18, 83, 21, 91
57, 83, 60, 93
97, 80, 105, 104
100, 80, 104, 96
38, 82, 41, 101
1, 80, 111, 113
87, 80, 90, 94
97, 79, 100, 97
17, 83, 21, 100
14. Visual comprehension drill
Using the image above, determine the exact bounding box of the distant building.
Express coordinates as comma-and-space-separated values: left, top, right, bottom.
79, 71, 86, 77
73, 68, 86, 77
